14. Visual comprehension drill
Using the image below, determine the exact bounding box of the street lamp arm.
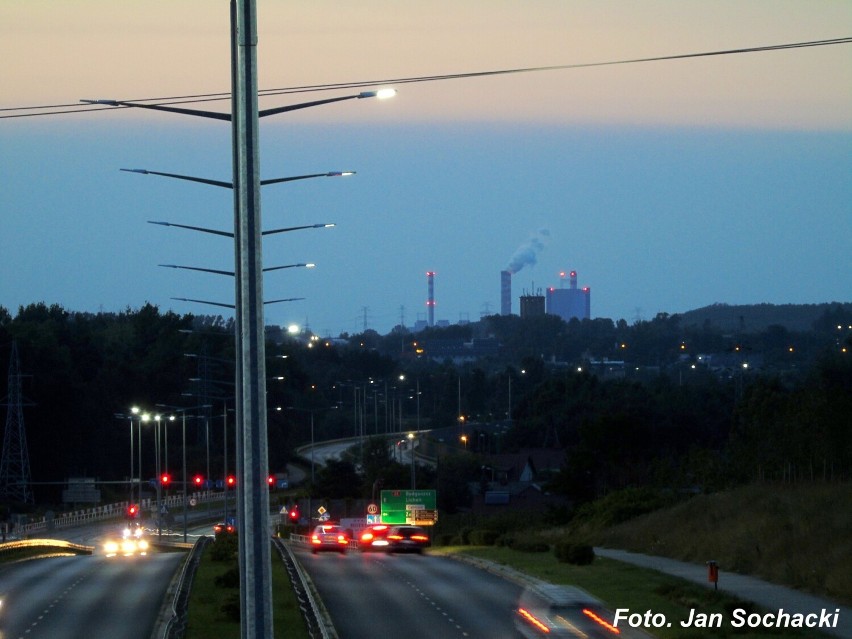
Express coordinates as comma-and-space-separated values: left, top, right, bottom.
263, 263, 315, 272
124, 168, 353, 189
173, 297, 306, 308
261, 223, 334, 236
260, 171, 354, 186
148, 220, 234, 238
160, 264, 235, 276
257, 94, 358, 118
258, 88, 395, 118
80, 99, 231, 121
172, 297, 235, 309
121, 168, 232, 189
162, 263, 313, 276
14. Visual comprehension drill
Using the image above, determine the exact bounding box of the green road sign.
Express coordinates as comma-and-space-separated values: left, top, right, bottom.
380, 489, 438, 525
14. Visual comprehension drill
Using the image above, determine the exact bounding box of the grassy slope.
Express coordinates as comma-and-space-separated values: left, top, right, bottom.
586, 483, 852, 605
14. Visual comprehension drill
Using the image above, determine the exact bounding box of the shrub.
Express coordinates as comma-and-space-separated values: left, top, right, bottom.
433, 533, 455, 547
468, 529, 500, 546
209, 534, 238, 561
509, 539, 550, 553
214, 566, 240, 588
220, 593, 240, 621
554, 542, 595, 565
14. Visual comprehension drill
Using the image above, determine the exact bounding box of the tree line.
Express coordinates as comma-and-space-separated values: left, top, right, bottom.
0, 301, 849, 512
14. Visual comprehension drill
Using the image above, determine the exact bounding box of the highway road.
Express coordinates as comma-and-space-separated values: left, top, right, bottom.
291, 543, 526, 639
0, 550, 183, 639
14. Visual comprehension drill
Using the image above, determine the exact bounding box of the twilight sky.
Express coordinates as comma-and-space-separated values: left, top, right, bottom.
1, 1, 850, 336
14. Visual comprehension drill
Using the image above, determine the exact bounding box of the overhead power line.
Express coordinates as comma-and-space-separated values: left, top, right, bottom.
1, 36, 850, 120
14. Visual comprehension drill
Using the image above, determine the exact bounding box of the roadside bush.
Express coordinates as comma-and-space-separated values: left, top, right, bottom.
220, 593, 240, 621
468, 529, 500, 546
433, 533, 455, 546
554, 542, 595, 565
508, 539, 550, 553
209, 534, 238, 561
214, 565, 240, 588
573, 487, 672, 528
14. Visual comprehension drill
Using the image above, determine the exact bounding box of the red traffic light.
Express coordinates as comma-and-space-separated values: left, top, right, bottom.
288, 507, 299, 522
267, 475, 275, 487
226, 475, 236, 487
127, 504, 138, 517
193, 474, 204, 487
161, 473, 171, 486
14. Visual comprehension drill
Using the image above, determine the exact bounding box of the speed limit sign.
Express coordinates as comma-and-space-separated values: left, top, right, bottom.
367, 503, 378, 515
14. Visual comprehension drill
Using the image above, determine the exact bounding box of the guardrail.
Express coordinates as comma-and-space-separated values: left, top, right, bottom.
12, 490, 228, 538
0, 538, 94, 559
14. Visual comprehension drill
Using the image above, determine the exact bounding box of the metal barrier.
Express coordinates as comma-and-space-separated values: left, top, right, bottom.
13, 490, 228, 538
0, 538, 94, 558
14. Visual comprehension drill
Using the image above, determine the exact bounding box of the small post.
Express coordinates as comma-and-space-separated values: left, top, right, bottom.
706, 560, 719, 591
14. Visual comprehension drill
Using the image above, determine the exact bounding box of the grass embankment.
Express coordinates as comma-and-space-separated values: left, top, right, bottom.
584, 483, 852, 606
184, 535, 310, 639
438, 545, 834, 639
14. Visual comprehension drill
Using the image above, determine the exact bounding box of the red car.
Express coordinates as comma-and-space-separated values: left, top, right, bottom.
358, 524, 392, 552
310, 524, 349, 554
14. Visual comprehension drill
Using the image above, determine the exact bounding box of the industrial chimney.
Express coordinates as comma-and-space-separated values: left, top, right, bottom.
501, 270, 512, 315
426, 271, 436, 326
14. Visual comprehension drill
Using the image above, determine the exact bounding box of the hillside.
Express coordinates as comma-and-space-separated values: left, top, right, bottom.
591, 483, 852, 605
677, 302, 851, 333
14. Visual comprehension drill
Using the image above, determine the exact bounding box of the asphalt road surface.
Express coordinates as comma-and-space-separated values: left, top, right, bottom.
292, 543, 526, 639
0, 551, 183, 639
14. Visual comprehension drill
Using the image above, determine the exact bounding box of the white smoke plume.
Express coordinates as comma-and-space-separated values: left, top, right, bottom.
506, 228, 550, 274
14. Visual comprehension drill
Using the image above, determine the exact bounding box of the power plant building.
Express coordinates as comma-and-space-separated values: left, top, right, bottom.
546, 270, 591, 321
520, 289, 546, 319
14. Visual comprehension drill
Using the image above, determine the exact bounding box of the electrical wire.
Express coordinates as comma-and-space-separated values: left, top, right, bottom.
1, 37, 849, 120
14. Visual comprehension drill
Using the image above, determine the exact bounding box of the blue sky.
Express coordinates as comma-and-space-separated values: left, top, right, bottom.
1, 2, 850, 336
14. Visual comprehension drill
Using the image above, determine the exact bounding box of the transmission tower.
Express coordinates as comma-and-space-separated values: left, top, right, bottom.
0, 342, 34, 504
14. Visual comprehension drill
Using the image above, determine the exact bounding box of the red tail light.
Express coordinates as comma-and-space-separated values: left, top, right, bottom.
582, 609, 620, 634
411, 534, 429, 542
518, 608, 551, 633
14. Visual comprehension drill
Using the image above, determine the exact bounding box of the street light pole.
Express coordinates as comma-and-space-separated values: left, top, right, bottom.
154, 414, 162, 538
231, 4, 274, 635
84, 3, 393, 632
407, 433, 416, 489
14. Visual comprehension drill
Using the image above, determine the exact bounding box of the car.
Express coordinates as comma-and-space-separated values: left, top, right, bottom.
103, 525, 149, 557
213, 522, 236, 536
514, 584, 639, 638
386, 525, 430, 553
358, 524, 392, 551
310, 524, 349, 554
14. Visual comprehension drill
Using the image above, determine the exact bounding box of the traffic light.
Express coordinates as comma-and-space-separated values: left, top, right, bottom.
127, 504, 138, 518
193, 474, 204, 488
226, 475, 236, 488
161, 473, 171, 486
267, 475, 275, 488
288, 506, 299, 523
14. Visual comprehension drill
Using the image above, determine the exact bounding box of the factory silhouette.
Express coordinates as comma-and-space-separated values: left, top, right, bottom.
411, 229, 589, 332
412, 268, 591, 333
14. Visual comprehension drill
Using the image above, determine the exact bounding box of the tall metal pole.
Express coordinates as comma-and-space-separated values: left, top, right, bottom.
137, 418, 142, 508
232, 1, 273, 637
182, 413, 188, 543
